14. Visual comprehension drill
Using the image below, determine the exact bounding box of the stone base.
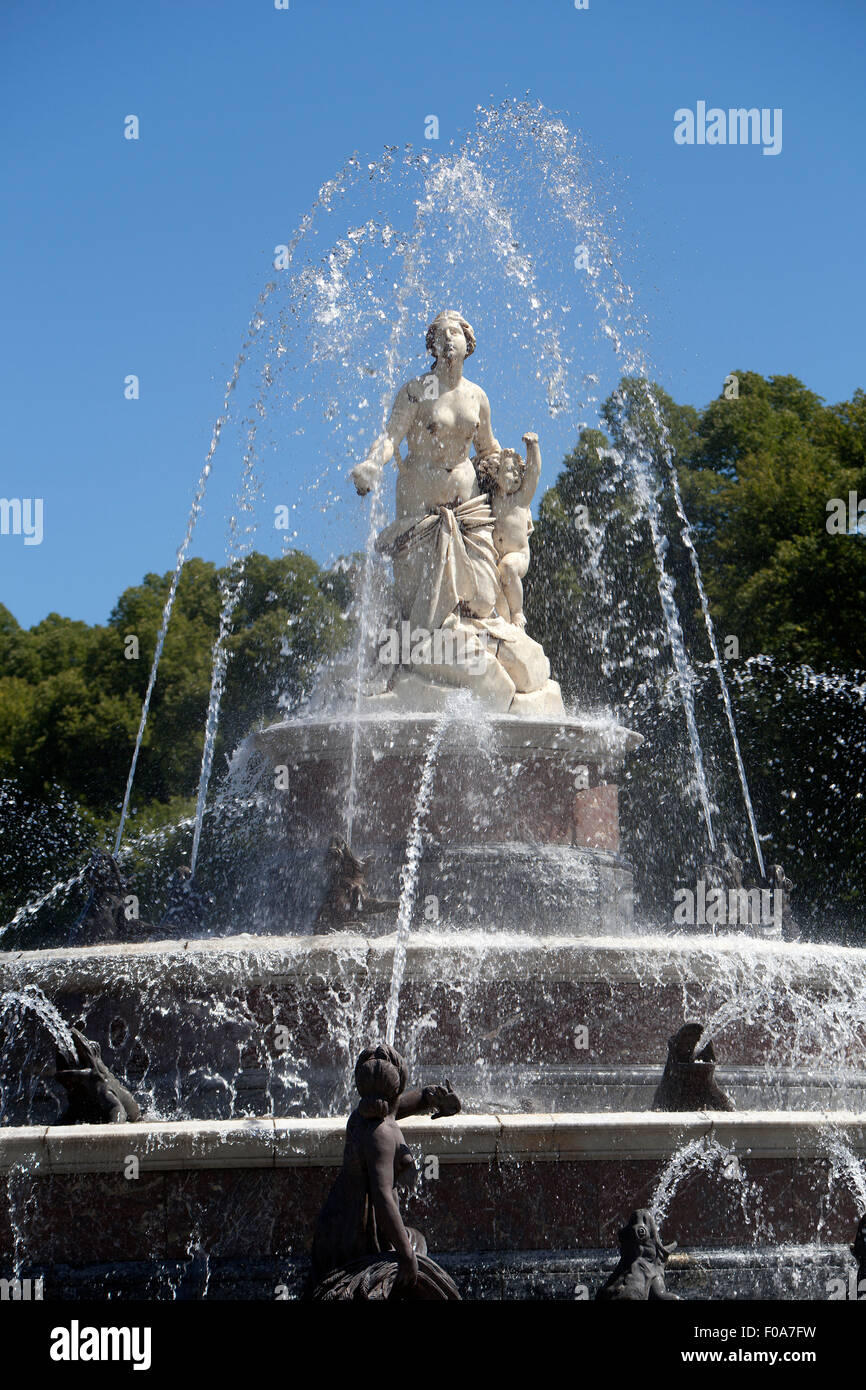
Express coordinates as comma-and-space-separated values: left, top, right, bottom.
361, 617, 561, 717
248, 843, 633, 937
252, 712, 640, 852
1, 1246, 855, 1300
1, 1113, 864, 1301
3, 933, 866, 1124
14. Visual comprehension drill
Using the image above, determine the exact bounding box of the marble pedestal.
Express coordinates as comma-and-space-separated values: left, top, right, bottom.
249, 712, 641, 936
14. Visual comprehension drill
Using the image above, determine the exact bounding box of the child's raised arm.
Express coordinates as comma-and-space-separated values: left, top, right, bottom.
518, 431, 542, 504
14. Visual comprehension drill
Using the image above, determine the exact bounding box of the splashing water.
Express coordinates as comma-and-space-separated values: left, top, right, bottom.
822, 1131, 866, 1214
0, 984, 77, 1062
0, 98, 784, 932
0, 866, 89, 944
190, 417, 263, 876
651, 1134, 769, 1242
113, 141, 373, 861
344, 471, 387, 843
649, 394, 765, 875
384, 705, 456, 1045
170, 102, 761, 878
114, 291, 271, 857
614, 392, 717, 850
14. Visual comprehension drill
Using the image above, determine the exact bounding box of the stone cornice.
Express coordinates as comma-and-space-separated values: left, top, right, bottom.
2, 1111, 864, 1175
3, 932, 865, 993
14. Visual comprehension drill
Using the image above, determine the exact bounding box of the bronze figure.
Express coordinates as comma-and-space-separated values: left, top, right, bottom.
54, 1027, 141, 1124
315, 836, 398, 927
652, 1022, 734, 1112
596, 1209, 679, 1301
308, 1043, 460, 1299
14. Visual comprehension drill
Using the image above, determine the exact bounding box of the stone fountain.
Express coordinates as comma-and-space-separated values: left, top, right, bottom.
1, 308, 866, 1302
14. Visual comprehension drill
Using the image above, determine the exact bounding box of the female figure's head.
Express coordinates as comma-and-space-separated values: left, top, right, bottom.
354, 1042, 408, 1119
425, 311, 475, 368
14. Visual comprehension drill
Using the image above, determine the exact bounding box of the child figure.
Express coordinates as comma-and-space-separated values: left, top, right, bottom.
477, 430, 541, 628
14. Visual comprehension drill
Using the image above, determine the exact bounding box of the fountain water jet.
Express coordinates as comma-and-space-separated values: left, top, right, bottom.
384, 704, 454, 1045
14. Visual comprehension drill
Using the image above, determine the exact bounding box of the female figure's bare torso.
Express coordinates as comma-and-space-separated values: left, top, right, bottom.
351, 311, 500, 517
395, 376, 489, 517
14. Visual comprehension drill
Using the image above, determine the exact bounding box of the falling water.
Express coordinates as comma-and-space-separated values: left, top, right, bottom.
617, 401, 717, 850
190, 418, 262, 876
0, 807, 205, 944
822, 1132, 866, 1213
343, 474, 387, 843
0, 985, 77, 1062
190, 570, 243, 879
651, 1134, 768, 1239
384, 707, 453, 1045
114, 140, 375, 860
474, 102, 726, 852
0, 865, 88, 944
650, 395, 765, 875
630, 934, 866, 1079
113, 292, 271, 857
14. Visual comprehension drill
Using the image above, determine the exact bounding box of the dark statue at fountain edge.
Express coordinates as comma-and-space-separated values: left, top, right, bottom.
652, 1023, 734, 1112
308, 1043, 461, 1299
315, 836, 399, 929
596, 1209, 679, 1300
69, 851, 213, 943
70, 851, 137, 945
54, 1027, 141, 1124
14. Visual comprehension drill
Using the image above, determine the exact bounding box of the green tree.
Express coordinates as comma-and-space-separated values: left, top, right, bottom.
0, 551, 353, 927
679, 374, 866, 667
526, 373, 866, 930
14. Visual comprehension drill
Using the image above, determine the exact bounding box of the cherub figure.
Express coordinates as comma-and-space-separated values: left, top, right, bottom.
477, 430, 541, 628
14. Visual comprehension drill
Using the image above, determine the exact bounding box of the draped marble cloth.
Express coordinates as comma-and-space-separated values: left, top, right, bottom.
375, 494, 500, 632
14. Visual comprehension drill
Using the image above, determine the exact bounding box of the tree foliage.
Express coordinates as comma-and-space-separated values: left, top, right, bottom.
0, 552, 352, 920
525, 372, 866, 929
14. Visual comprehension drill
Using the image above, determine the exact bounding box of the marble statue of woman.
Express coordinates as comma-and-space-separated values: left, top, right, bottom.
351, 310, 564, 716
352, 310, 502, 630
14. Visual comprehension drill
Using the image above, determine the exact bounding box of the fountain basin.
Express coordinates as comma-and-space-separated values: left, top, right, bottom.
253, 712, 640, 848
3, 932, 866, 1123
3, 1110, 865, 1170
1, 1112, 863, 1299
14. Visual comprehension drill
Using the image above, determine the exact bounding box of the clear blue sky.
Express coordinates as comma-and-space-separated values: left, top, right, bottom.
2, 0, 864, 629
